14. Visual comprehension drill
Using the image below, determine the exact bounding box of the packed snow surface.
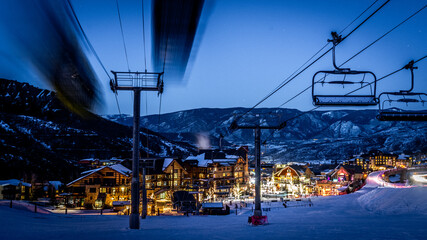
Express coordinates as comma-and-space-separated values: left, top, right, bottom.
1, 171, 426, 240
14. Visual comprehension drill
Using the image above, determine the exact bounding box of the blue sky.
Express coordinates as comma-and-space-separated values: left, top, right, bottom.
1, 0, 427, 116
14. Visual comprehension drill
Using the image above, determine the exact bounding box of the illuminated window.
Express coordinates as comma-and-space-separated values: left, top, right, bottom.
100, 188, 106, 193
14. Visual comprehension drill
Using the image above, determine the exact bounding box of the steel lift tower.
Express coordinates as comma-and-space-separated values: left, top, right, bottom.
230, 119, 285, 225
110, 71, 163, 229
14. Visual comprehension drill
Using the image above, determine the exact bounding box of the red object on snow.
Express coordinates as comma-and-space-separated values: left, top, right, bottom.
250, 215, 268, 225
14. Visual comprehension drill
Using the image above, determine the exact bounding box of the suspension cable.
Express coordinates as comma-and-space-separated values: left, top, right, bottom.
67, 0, 111, 79
116, 0, 131, 71
271, 0, 380, 105
234, 0, 390, 123
141, 0, 147, 71
66, 0, 121, 114
263, 53, 427, 144
276, 3, 427, 109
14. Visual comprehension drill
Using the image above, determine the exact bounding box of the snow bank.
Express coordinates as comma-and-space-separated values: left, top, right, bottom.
357, 187, 427, 215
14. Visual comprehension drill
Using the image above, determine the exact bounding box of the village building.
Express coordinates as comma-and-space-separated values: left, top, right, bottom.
316, 165, 364, 196
65, 146, 250, 211
272, 164, 315, 197
66, 164, 131, 209
361, 150, 398, 170
395, 154, 413, 168
0, 179, 31, 200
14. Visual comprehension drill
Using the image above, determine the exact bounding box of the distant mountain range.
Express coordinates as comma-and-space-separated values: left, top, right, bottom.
1, 78, 426, 182
0, 79, 195, 182
106, 107, 427, 162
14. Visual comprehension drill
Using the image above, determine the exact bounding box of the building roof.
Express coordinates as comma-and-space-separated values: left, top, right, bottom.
48, 181, 63, 189
274, 165, 306, 177
67, 164, 131, 187
202, 202, 223, 209
162, 158, 174, 171
0, 179, 31, 187
184, 153, 212, 167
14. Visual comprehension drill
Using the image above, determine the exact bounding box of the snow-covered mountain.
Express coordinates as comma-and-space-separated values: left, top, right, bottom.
107, 108, 427, 161
0, 79, 196, 181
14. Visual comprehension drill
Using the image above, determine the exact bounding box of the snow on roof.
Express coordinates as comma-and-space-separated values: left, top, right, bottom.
196, 159, 212, 167
213, 159, 235, 162
321, 169, 334, 175
108, 164, 131, 176
0, 179, 31, 187
48, 181, 63, 189
185, 153, 213, 167
67, 164, 131, 186
81, 168, 99, 175
397, 154, 410, 159
202, 202, 223, 209
163, 158, 174, 171
185, 153, 205, 161
225, 155, 239, 159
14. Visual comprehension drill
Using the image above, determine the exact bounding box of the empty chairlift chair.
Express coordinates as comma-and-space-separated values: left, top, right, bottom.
312, 32, 378, 106
377, 61, 427, 121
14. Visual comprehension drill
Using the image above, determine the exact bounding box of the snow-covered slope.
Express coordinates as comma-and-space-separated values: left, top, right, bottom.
1, 182, 426, 240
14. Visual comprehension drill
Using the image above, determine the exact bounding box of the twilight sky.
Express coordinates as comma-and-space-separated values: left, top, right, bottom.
1, 0, 427, 116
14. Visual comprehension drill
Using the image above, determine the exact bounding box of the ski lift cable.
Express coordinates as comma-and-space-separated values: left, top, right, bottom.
141, 0, 149, 116
116, 0, 131, 71
157, 16, 170, 128
259, 0, 381, 113
341, 0, 391, 42
66, 0, 122, 114
66, 0, 111, 79
276, 3, 427, 109
265, 0, 381, 111
234, 0, 391, 124
262, 53, 427, 144
345, 54, 427, 96
141, 0, 147, 71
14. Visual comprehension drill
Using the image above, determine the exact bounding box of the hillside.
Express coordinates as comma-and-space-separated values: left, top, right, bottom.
107, 108, 427, 161
0, 79, 195, 182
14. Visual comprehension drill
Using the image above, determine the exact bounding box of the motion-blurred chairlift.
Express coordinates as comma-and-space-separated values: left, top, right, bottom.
377, 61, 427, 121
312, 32, 378, 106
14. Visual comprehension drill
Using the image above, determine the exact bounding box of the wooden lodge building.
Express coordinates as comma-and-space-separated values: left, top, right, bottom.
66, 147, 250, 212
316, 165, 364, 196
66, 164, 131, 209
272, 164, 315, 196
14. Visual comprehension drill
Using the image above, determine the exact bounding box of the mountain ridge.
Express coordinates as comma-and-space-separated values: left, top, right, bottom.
0, 79, 195, 182
107, 107, 427, 161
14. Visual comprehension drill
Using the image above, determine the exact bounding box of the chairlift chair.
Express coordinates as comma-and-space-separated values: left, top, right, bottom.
312, 32, 378, 106
377, 61, 427, 121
